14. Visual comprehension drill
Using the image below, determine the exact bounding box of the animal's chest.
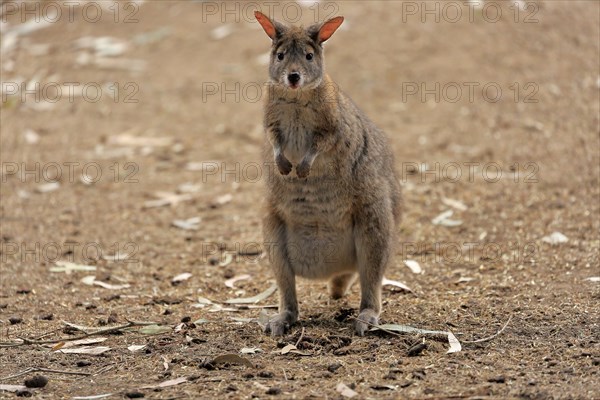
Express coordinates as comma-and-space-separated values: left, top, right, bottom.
276, 105, 319, 164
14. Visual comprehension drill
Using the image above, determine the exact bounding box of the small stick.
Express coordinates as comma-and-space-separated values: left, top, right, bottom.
0, 367, 92, 381
462, 315, 512, 344
0, 320, 157, 347
295, 327, 305, 347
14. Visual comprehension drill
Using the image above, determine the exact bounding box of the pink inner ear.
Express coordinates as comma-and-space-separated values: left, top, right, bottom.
319, 16, 344, 42
255, 11, 276, 39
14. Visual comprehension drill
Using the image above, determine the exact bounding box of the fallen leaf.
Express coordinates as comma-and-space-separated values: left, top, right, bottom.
403, 260, 422, 274
172, 217, 201, 230
442, 197, 468, 211
52, 342, 65, 351
102, 252, 131, 262
210, 24, 234, 40
447, 331, 462, 353
584, 277, 600, 282
219, 253, 234, 267
36, 182, 60, 193
72, 394, 114, 400
59, 346, 111, 355
240, 347, 262, 354
371, 324, 461, 353
224, 284, 277, 304
195, 296, 214, 305
212, 354, 253, 368
280, 344, 311, 356
56, 337, 108, 349
107, 134, 172, 147
432, 210, 463, 227
231, 317, 255, 323
139, 325, 171, 335
371, 384, 396, 391
212, 193, 233, 207
144, 192, 193, 208
382, 278, 412, 292
336, 382, 358, 398
62, 321, 98, 333
128, 345, 147, 352
0, 385, 27, 393
225, 274, 251, 288
50, 261, 96, 273
141, 376, 187, 389
81, 276, 130, 290
24, 129, 40, 144
172, 272, 192, 284
541, 231, 568, 245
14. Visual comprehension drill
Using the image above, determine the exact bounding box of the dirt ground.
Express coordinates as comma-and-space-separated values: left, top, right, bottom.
1, 0, 599, 399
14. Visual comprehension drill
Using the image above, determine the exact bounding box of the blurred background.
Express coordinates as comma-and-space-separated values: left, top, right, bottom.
0, 1, 599, 398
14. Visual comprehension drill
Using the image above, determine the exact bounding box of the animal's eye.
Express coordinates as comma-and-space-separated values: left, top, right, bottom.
277, 52, 284, 61
306, 53, 314, 61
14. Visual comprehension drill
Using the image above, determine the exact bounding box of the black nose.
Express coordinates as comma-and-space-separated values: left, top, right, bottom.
288, 72, 301, 85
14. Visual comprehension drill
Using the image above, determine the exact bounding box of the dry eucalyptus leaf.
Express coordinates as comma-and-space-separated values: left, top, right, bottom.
240, 347, 262, 354
210, 25, 234, 40
403, 260, 422, 274
280, 344, 311, 356
432, 210, 463, 227
141, 376, 187, 389
219, 253, 234, 267
213, 193, 233, 207
56, 337, 108, 349
371, 324, 462, 353
224, 284, 277, 304
212, 354, 253, 368
382, 278, 412, 292
541, 231, 568, 245
81, 276, 130, 290
139, 325, 171, 335
36, 182, 60, 193
0, 385, 28, 393
50, 261, 96, 273
72, 394, 114, 400
144, 192, 193, 209
442, 197, 468, 211
128, 345, 147, 352
172, 217, 201, 230
584, 277, 600, 282
59, 346, 111, 355
172, 272, 192, 283
336, 382, 358, 398
225, 274, 251, 288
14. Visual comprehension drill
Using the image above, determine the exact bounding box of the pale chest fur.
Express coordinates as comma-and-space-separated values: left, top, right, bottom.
273, 102, 321, 165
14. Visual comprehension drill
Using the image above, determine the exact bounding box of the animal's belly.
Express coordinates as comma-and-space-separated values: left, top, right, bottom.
287, 224, 356, 279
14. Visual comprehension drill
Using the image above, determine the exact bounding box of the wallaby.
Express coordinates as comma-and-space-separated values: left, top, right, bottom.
256, 11, 402, 336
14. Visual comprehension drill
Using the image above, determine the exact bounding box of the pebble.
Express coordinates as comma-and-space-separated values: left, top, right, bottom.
24, 375, 48, 388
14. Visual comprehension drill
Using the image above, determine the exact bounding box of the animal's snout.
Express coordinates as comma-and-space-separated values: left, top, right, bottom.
288, 72, 301, 85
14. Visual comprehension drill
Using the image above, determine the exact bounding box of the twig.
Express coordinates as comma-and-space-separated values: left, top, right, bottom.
295, 327, 305, 347
350, 317, 404, 338
462, 315, 512, 344
0, 320, 157, 347
0, 367, 92, 381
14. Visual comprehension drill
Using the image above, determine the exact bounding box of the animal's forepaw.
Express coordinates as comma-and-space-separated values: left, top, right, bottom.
264, 312, 296, 337
355, 309, 379, 336
276, 154, 293, 176
296, 161, 311, 179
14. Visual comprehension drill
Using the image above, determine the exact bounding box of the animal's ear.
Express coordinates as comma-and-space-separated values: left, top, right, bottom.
310, 16, 344, 44
255, 11, 285, 40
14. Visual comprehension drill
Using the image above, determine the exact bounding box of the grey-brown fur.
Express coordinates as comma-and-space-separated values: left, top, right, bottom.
256, 12, 401, 336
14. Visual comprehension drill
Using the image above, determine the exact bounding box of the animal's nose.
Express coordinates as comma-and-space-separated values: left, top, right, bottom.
288, 72, 301, 85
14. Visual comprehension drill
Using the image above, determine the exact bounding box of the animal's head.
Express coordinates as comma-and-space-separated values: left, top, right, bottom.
255, 11, 344, 90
